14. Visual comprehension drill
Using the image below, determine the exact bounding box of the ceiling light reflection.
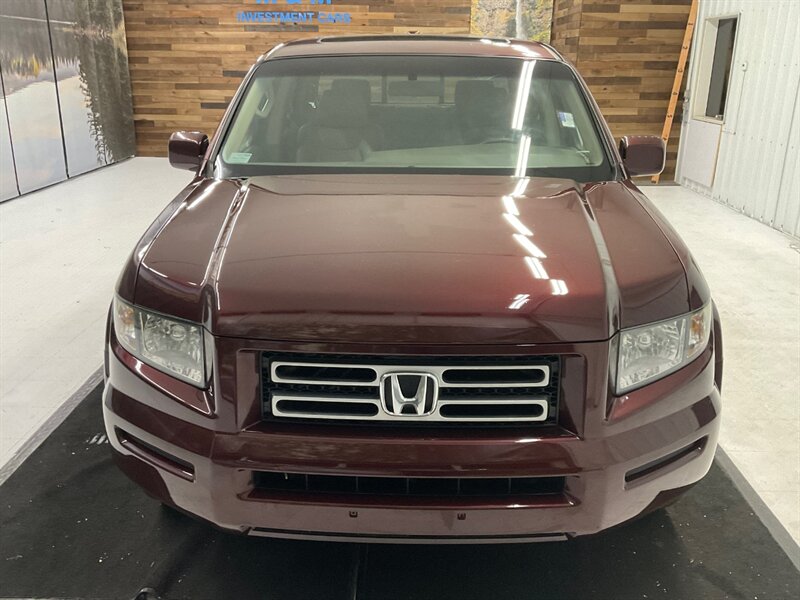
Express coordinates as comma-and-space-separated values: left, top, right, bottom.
550, 279, 569, 296
514, 233, 546, 258
511, 178, 530, 197
185, 181, 219, 211
524, 257, 549, 279
510, 44, 541, 58
512, 61, 536, 130
503, 213, 533, 236
514, 135, 532, 178
502, 195, 519, 215
508, 294, 530, 310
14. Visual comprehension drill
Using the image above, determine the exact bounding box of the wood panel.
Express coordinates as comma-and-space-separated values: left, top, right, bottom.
551, 0, 692, 179
551, 0, 583, 63
122, 1, 471, 156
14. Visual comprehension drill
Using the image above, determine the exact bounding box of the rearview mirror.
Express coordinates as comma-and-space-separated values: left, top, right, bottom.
168, 131, 209, 171
619, 135, 665, 177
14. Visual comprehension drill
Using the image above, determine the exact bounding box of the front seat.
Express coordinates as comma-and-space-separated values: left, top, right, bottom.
297, 82, 383, 162
454, 80, 512, 144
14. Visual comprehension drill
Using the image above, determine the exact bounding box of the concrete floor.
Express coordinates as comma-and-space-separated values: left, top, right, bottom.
0, 158, 192, 464
0, 157, 798, 543
645, 185, 800, 543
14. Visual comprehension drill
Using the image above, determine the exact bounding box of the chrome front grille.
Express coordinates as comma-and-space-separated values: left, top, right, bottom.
262, 353, 560, 425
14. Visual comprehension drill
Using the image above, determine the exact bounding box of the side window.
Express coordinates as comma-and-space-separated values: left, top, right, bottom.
254, 79, 275, 118
221, 77, 276, 160
695, 16, 738, 122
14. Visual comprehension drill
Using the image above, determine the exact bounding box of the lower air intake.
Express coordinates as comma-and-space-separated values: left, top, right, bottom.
253, 471, 567, 499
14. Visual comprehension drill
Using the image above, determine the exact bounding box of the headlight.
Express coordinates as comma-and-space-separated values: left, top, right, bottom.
113, 297, 207, 386
616, 304, 712, 394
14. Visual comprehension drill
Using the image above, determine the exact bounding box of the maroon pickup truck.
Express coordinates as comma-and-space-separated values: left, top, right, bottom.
104, 36, 722, 543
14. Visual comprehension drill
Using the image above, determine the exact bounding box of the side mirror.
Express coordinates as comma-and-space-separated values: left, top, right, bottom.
619, 135, 665, 177
168, 131, 209, 171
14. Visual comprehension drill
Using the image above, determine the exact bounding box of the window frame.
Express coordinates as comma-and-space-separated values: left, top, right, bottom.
692, 14, 740, 124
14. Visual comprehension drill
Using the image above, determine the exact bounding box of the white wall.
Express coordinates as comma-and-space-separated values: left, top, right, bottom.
676, 0, 800, 238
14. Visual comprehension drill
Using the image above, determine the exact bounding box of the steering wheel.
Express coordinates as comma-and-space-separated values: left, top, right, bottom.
480, 137, 517, 144
479, 124, 547, 145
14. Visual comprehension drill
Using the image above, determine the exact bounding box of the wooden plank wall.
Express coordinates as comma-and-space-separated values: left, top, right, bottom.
551, 0, 583, 63
551, 0, 692, 179
122, 1, 471, 156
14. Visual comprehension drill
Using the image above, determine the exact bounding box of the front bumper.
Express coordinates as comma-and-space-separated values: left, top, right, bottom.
103, 334, 720, 543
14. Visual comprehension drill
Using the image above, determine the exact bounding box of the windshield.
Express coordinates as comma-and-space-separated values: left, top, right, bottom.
216, 55, 614, 182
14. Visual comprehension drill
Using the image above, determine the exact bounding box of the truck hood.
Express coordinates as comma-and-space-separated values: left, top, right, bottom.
133, 174, 690, 345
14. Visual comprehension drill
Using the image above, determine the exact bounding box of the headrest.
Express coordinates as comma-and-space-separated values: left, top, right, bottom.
388, 79, 444, 98
318, 86, 369, 127
331, 78, 373, 104
455, 80, 498, 108
455, 80, 510, 123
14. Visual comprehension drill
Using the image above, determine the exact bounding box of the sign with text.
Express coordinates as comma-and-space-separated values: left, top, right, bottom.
237, 0, 351, 25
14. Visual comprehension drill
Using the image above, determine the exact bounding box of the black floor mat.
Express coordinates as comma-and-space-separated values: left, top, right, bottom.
0, 385, 798, 600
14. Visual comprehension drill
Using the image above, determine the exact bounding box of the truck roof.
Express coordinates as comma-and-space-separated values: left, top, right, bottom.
263, 35, 563, 61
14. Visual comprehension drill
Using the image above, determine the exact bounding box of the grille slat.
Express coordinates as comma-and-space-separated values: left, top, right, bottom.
262, 353, 560, 426
274, 398, 380, 418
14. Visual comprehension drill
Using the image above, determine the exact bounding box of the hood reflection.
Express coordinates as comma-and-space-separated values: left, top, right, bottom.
508, 293, 530, 310
501, 177, 570, 308
524, 257, 548, 280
